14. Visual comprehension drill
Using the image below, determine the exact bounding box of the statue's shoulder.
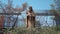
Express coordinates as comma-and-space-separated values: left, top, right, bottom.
27, 10, 30, 13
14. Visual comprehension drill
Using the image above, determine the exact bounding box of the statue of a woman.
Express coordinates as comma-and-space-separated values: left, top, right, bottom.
26, 6, 35, 29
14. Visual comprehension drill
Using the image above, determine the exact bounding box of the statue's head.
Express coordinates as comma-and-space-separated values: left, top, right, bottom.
29, 6, 33, 11
29, 6, 33, 13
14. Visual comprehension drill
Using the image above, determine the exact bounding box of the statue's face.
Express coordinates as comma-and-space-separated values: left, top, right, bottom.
29, 6, 32, 11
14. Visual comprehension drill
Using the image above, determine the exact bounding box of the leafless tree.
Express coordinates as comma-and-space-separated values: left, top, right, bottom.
0, 0, 27, 29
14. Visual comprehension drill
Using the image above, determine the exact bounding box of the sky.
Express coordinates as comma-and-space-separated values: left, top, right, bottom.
1, 0, 54, 10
